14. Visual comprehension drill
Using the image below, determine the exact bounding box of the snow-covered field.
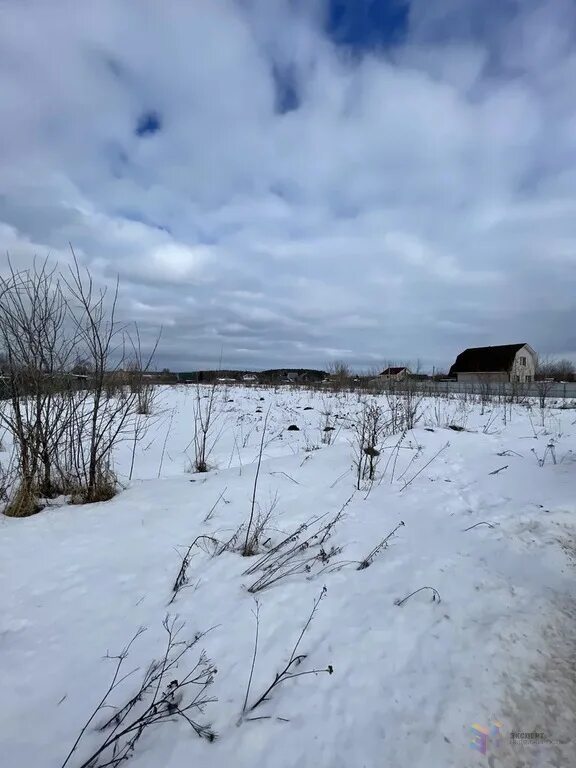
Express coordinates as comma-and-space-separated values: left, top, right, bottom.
1, 385, 575, 768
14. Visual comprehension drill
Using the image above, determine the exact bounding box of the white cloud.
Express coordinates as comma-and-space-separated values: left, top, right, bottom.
0, 0, 575, 369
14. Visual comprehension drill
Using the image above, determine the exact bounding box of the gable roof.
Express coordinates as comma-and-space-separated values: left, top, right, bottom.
381, 366, 408, 375
449, 344, 528, 375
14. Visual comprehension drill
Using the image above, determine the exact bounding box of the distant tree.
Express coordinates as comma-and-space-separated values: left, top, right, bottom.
552, 359, 575, 382
536, 357, 575, 382
327, 360, 351, 379
71, 356, 92, 375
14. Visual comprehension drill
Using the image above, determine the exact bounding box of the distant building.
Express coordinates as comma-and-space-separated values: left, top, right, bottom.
259, 369, 326, 384
449, 344, 536, 383
242, 374, 258, 383
380, 366, 411, 380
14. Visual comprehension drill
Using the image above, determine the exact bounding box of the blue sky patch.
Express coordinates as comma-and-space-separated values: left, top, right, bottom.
135, 110, 162, 137
325, 0, 409, 51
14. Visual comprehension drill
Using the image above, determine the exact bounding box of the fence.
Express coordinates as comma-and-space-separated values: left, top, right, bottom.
365, 379, 576, 400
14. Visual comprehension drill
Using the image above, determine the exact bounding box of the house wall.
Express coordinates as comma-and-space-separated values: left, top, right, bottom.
456, 371, 509, 384
510, 345, 537, 383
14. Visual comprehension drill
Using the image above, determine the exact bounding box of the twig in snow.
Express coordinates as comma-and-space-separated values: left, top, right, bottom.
203, 487, 228, 523
157, 410, 175, 479
329, 467, 350, 488
170, 535, 219, 603
463, 521, 495, 531
269, 471, 300, 485
400, 442, 449, 491
357, 521, 405, 570
242, 407, 271, 556
241, 587, 333, 718
242, 599, 260, 714
531, 443, 558, 467
394, 587, 441, 606
489, 465, 508, 475
60, 627, 146, 768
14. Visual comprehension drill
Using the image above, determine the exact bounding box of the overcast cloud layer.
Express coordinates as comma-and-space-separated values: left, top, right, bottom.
1, 0, 575, 371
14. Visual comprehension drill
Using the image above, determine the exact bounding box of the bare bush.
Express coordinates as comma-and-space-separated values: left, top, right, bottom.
429, 397, 471, 430
241, 492, 277, 557
0, 260, 77, 514
241, 407, 272, 556
535, 375, 556, 415
62, 256, 158, 503
399, 378, 423, 430
190, 382, 224, 473
243, 496, 352, 593
477, 376, 495, 413
351, 401, 388, 489
126, 361, 157, 416
326, 360, 351, 390
0, 253, 159, 515
319, 399, 338, 445
61, 618, 217, 768
384, 390, 405, 433
319, 520, 406, 572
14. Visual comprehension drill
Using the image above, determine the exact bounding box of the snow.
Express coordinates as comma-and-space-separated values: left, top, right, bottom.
1, 385, 575, 767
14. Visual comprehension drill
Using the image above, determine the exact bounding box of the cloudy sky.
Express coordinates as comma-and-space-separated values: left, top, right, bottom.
1, 0, 576, 372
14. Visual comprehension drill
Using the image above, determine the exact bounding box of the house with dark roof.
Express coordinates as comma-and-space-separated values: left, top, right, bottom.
449, 344, 537, 383
380, 366, 411, 380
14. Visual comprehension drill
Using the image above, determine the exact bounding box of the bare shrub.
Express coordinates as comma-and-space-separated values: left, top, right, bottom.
326, 360, 351, 391
242, 408, 270, 556
429, 397, 471, 430
61, 617, 217, 768
477, 376, 495, 414
317, 520, 406, 573
126, 348, 158, 416
535, 376, 556, 415
0, 260, 77, 514
399, 378, 423, 430
0, 253, 159, 516
319, 399, 338, 445
243, 496, 353, 593
351, 401, 388, 489
190, 382, 224, 473
383, 392, 401, 433
241, 492, 277, 557
61, 255, 158, 503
